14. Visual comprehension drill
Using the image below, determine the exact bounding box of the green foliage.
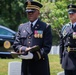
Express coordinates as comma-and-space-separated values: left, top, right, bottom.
40, 1, 74, 45
0, 0, 27, 31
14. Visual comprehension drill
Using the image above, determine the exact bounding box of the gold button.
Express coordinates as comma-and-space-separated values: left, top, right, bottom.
43, 58, 45, 60
28, 37, 31, 39
28, 42, 31, 44
35, 27, 37, 29
37, 24, 39, 26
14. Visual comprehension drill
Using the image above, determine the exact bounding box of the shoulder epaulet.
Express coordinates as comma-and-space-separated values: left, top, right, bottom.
20, 23, 24, 26
46, 23, 50, 28
61, 23, 72, 38
61, 23, 70, 33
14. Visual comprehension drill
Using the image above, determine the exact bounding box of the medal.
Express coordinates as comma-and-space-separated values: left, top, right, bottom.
34, 30, 43, 38
73, 32, 76, 39
38, 31, 43, 38
34, 31, 38, 38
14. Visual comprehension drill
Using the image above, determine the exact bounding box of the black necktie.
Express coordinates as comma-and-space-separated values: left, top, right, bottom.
73, 24, 76, 31
31, 23, 33, 31
74, 24, 76, 28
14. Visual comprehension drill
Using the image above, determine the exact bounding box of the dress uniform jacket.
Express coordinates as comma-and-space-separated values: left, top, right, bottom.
60, 23, 76, 70
13, 19, 52, 75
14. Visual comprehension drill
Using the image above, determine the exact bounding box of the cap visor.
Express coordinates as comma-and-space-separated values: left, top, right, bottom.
68, 10, 76, 14
68, 11, 74, 14
26, 9, 35, 12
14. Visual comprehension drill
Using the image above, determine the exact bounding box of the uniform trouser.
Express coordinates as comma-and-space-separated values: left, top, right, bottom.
21, 59, 50, 75
64, 69, 76, 75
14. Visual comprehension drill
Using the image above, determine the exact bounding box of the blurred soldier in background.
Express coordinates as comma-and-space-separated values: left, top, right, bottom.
59, 4, 76, 75
13, 1, 52, 75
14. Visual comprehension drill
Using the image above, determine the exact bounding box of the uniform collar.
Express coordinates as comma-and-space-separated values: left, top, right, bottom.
29, 19, 38, 27
73, 22, 76, 27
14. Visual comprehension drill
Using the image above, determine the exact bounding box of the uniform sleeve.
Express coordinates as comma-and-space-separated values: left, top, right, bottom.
59, 30, 64, 64
40, 25, 52, 57
13, 25, 26, 52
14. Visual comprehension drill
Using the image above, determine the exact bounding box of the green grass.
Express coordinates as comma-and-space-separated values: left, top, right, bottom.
49, 54, 63, 75
0, 55, 63, 75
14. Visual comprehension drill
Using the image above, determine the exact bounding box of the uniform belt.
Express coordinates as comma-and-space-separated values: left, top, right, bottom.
66, 46, 76, 52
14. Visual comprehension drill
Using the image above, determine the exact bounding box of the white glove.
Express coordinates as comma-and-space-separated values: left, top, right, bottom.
18, 52, 33, 59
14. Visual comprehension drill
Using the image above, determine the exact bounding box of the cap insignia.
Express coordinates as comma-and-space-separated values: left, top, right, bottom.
28, 1, 31, 5
70, 5, 72, 8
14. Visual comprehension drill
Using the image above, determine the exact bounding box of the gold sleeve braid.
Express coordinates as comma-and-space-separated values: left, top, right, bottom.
19, 47, 23, 53
36, 51, 41, 59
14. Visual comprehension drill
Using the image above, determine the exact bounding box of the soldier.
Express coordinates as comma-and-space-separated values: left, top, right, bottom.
13, 1, 52, 75
59, 4, 76, 75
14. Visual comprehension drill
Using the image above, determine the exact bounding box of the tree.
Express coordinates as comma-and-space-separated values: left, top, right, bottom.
0, 0, 27, 31
40, 1, 71, 45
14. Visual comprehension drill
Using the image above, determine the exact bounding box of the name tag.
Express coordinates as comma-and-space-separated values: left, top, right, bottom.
34, 30, 43, 38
